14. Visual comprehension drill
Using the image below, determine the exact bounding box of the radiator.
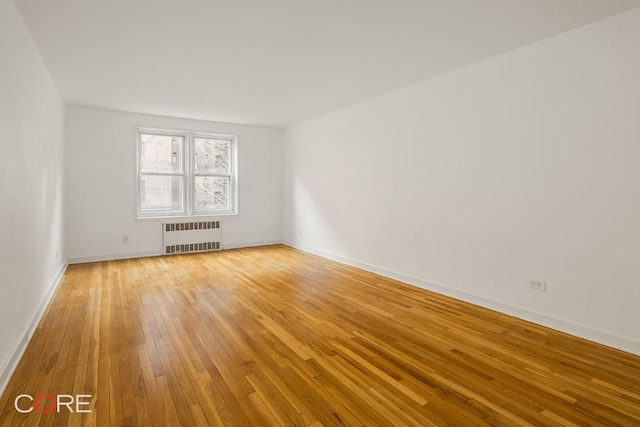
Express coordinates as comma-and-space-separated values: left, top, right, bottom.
162, 221, 222, 255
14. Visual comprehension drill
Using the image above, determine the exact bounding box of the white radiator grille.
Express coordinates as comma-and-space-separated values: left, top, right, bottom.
163, 221, 222, 255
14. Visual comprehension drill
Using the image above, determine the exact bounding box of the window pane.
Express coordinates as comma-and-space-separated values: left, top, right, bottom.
140, 134, 184, 173
194, 176, 230, 211
140, 175, 184, 213
194, 137, 230, 174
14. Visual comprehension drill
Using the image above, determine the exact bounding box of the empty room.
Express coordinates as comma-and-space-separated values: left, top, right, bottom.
1, 0, 640, 425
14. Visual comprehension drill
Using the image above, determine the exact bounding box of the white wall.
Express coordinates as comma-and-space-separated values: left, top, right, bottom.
0, 0, 66, 390
283, 8, 640, 354
65, 106, 283, 262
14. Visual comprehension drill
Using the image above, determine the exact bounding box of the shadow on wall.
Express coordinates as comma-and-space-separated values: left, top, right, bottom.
289, 175, 350, 257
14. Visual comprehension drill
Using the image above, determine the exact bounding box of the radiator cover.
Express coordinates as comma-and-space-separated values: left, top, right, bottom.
162, 221, 222, 254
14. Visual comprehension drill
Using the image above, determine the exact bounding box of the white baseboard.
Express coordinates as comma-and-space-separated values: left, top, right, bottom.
68, 250, 162, 264
68, 241, 283, 264
0, 260, 68, 396
223, 240, 282, 250
283, 240, 640, 356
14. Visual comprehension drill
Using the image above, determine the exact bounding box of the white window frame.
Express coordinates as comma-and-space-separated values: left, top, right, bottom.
137, 127, 238, 219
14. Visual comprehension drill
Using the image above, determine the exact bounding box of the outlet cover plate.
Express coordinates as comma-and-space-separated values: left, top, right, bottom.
529, 280, 547, 291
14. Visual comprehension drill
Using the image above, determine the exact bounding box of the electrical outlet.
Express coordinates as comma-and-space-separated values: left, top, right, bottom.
55, 251, 59, 259
122, 235, 130, 244
529, 280, 547, 291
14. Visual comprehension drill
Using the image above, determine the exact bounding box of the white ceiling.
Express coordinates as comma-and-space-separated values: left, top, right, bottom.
15, 0, 640, 127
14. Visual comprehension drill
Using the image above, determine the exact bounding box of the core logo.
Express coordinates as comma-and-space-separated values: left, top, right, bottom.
14, 394, 92, 414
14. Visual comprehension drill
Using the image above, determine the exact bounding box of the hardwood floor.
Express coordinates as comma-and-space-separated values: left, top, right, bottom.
1, 245, 639, 426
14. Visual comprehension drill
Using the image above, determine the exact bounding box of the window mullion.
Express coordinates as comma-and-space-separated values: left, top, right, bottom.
193, 173, 231, 178
140, 171, 185, 177
186, 132, 192, 216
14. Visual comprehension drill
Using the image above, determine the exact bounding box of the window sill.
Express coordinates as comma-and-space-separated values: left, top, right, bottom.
136, 212, 238, 221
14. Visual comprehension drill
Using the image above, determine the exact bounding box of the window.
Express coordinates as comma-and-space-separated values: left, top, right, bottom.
137, 128, 237, 218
